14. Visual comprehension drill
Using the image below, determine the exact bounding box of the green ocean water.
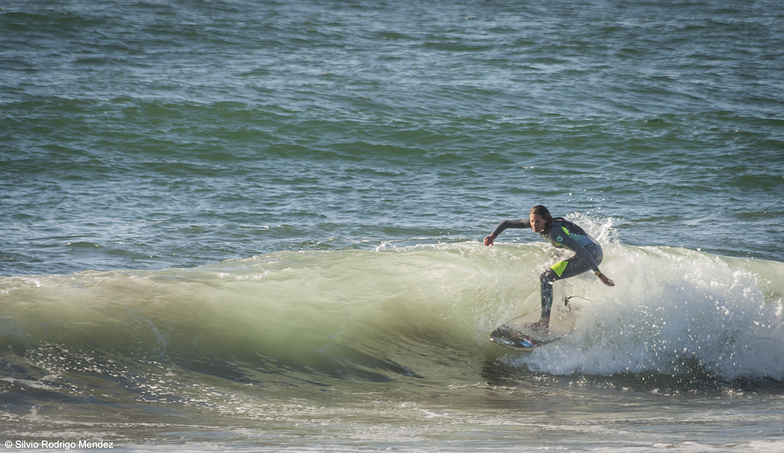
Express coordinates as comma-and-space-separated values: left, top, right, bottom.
2, 0, 784, 451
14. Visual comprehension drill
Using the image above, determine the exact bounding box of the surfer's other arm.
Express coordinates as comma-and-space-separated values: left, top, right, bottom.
548, 226, 615, 287
595, 271, 615, 286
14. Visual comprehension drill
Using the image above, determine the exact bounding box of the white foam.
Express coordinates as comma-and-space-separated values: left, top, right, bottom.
510, 245, 784, 380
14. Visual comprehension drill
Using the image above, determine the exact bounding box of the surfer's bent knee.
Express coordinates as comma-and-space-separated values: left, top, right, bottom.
541, 268, 558, 284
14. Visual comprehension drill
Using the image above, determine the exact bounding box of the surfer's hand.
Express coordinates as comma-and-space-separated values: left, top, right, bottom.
483, 235, 496, 246
599, 274, 615, 287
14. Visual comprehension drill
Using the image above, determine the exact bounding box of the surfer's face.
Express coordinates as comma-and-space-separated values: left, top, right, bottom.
529, 213, 546, 233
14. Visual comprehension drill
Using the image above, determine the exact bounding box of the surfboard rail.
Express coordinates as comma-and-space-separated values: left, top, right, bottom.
489, 303, 575, 351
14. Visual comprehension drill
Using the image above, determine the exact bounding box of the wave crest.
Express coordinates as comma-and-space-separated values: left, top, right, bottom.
2, 243, 783, 385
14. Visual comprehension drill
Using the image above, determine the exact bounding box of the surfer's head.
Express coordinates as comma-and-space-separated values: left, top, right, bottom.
529, 205, 552, 233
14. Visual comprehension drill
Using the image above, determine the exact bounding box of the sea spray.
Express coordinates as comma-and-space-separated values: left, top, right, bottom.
513, 246, 784, 381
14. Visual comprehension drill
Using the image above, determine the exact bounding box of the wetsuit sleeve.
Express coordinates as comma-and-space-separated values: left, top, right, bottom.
549, 228, 601, 273
490, 219, 530, 237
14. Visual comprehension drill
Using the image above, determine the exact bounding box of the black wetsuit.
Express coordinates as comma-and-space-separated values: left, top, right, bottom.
490, 217, 603, 319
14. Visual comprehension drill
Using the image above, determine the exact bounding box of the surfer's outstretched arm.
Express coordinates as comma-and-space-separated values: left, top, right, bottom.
484, 219, 530, 246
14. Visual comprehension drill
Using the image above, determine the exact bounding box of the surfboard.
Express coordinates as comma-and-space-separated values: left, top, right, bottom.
489, 304, 576, 351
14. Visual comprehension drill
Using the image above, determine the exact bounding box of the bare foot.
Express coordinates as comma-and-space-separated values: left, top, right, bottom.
529, 318, 550, 334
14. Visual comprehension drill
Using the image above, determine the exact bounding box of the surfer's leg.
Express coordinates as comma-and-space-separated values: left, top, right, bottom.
540, 260, 584, 320
539, 269, 557, 319
540, 245, 603, 320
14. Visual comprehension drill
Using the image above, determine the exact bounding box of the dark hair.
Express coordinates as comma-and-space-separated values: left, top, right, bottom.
529, 205, 553, 228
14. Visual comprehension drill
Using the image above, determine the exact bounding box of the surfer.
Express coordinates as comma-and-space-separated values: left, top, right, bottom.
483, 205, 614, 332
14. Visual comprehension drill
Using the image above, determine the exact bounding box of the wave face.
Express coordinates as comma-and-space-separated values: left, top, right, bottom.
3, 238, 784, 412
